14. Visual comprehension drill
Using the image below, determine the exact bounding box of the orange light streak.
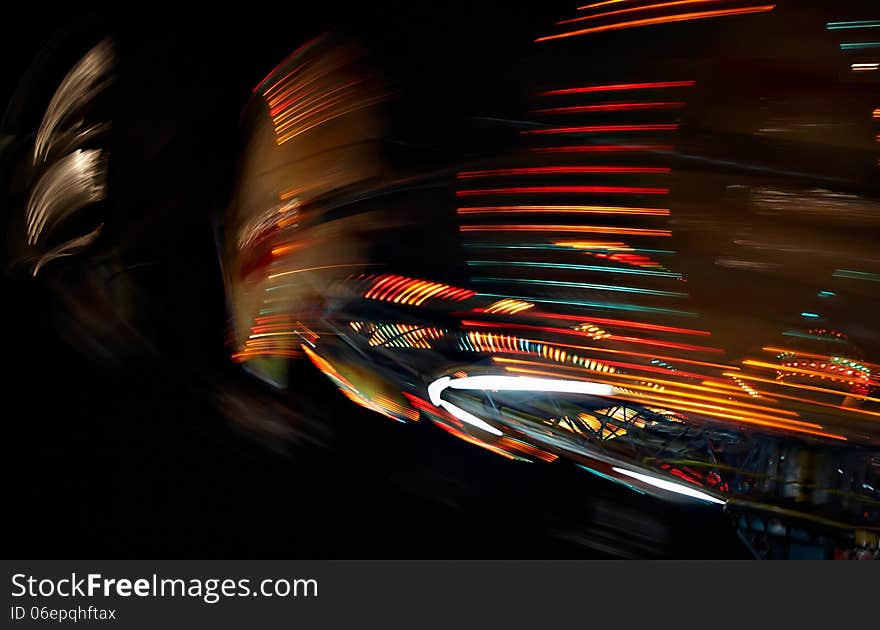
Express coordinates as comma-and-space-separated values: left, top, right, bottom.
743, 359, 873, 384
460, 224, 671, 236
724, 372, 880, 403
560, 0, 730, 25
499, 366, 844, 439
762, 346, 880, 372
536, 6, 776, 42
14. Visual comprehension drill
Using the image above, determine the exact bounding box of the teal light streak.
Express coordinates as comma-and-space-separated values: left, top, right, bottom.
817, 291, 836, 298
467, 260, 681, 278
800, 312, 821, 318
840, 41, 880, 49
827, 20, 880, 30
833, 269, 880, 282
576, 465, 646, 494
473, 277, 687, 297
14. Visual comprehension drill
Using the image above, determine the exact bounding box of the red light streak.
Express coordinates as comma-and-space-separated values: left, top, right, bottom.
522, 124, 678, 135
541, 81, 695, 96
457, 186, 669, 196
457, 166, 670, 178
252, 36, 321, 94
529, 312, 711, 336
531, 144, 674, 153
534, 102, 685, 114
609, 335, 724, 354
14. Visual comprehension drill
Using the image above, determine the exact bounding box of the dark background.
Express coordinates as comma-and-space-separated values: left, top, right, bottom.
12, 1, 875, 558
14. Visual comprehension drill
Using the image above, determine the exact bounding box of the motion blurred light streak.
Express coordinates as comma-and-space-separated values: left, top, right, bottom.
576, 0, 633, 11
471, 276, 687, 297
612, 468, 726, 504
531, 144, 675, 153
481, 298, 535, 314
841, 42, 880, 50
461, 225, 671, 236
267, 263, 373, 279
529, 312, 711, 336
457, 166, 671, 177
541, 81, 695, 96
26, 150, 107, 245
362, 274, 476, 305
536, 6, 776, 42
462, 320, 722, 354
522, 124, 678, 134
534, 102, 685, 114
833, 269, 880, 282
466, 259, 681, 278
464, 242, 675, 255
477, 292, 695, 316
559, 0, 731, 26
33, 39, 114, 164
500, 367, 844, 438
827, 20, 880, 30
457, 205, 670, 216
456, 185, 669, 195
724, 372, 880, 404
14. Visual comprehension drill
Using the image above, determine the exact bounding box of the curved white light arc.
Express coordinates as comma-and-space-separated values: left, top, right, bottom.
426, 374, 615, 437
612, 467, 726, 505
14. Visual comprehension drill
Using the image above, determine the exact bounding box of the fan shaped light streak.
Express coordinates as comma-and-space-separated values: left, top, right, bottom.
612, 467, 726, 504
536, 5, 776, 42
362, 274, 476, 306
482, 298, 535, 315
26, 150, 106, 245
34, 39, 114, 164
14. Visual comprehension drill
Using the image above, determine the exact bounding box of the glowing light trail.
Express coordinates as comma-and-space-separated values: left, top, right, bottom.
536, 6, 776, 42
